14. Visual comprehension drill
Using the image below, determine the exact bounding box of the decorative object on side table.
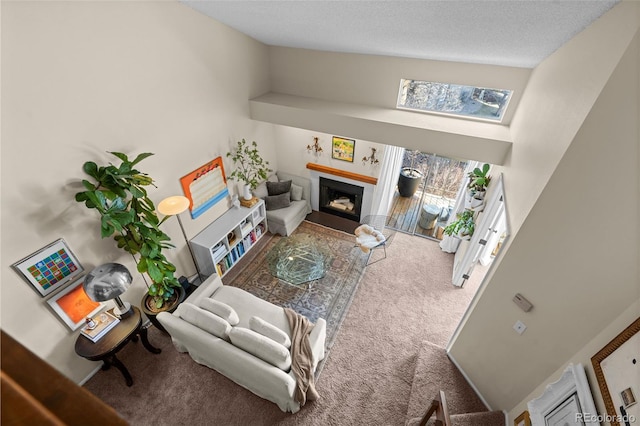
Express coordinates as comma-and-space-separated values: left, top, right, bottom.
75, 307, 161, 387
81, 311, 120, 343
157, 195, 203, 283
227, 138, 272, 200
12, 238, 84, 297
74, 151, 184, 324
240, 196, 259, 208
84, 263, 133, 316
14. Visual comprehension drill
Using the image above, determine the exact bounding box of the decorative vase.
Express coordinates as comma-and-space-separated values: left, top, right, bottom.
242, 184, 252, 200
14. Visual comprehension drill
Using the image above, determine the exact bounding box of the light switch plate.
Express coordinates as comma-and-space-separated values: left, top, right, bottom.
513, 320, 527, 335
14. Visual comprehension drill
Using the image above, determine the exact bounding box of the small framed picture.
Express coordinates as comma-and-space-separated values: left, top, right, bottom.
331, 136, 355, 163
12, 238, 84, 297
514, 410, 531, 426
46, 276, 103, 331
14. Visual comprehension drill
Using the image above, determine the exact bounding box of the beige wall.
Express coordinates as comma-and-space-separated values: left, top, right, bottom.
1, 1, 275, 383
448, 2, 640, 411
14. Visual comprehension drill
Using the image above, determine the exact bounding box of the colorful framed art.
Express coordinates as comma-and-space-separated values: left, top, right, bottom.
180, 156, 230, 219
331, 136, 355, 163
12, 238, 84, 297
46, 276, 103, 330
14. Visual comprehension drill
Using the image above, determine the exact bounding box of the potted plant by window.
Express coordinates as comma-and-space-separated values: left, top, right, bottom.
74, 152, 185, 331
398, 150, 424, 197
443, 209, 475, 240
226, 139, 272, 200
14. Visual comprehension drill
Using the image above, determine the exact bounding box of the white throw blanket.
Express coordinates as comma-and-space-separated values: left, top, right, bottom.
284, 308, 319, 406
354, 224, 386, 253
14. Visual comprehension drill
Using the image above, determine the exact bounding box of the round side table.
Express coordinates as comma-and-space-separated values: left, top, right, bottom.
75, 306, 161, 386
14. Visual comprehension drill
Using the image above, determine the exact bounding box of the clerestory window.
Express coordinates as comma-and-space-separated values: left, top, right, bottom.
397, 79, 512, 122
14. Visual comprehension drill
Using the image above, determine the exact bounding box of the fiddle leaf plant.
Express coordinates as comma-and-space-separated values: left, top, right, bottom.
226, 139, 272, 190
75, 151, 181, 310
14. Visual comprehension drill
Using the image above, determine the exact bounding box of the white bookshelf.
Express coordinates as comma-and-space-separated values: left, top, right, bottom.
190, 200, 267, 278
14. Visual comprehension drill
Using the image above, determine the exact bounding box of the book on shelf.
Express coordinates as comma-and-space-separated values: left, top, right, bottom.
81, 312, 120, 343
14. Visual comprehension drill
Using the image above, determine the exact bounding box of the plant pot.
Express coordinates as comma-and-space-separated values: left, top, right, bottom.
397, 168, 423, 197
141, 286, 186, 334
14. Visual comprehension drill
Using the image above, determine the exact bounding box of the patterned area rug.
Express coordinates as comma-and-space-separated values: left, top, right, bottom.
222, 220, 367, 349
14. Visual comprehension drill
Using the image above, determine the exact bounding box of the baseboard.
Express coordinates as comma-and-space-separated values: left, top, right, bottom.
446, 349, 493, 411
78, 364, 103, 386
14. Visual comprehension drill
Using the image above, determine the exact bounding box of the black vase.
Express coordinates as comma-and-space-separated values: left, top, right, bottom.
397, 168, 423, 197
140, 285, 186, 334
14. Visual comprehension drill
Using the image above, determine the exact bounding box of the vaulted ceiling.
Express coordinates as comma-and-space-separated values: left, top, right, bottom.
182, 0, 618, 68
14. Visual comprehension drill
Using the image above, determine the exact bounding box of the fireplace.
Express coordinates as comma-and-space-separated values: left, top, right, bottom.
319, 177, 363, 222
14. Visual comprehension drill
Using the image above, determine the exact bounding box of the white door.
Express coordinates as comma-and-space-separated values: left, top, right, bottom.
452, 175, 507, 287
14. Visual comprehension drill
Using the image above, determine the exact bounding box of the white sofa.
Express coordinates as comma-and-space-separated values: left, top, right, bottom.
253, 171, 312, 236
156, 274, 327, 413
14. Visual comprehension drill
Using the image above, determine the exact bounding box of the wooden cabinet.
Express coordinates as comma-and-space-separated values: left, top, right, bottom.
190, 200, 267, 278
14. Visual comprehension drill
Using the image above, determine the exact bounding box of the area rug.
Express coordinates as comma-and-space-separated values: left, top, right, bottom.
222, 220, 367, 350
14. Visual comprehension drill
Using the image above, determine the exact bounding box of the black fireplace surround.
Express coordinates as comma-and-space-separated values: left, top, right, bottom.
319, 177, 363, 222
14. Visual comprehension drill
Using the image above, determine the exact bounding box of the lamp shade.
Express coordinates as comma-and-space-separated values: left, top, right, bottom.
84, 263, 132, 302
158, 195, 190, 216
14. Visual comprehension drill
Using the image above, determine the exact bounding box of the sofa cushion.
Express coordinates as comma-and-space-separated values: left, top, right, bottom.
229, 327, 292, 371
180, 303, 231, 340
253, 181, 268, 199
265, 192, 291, 211
199, 298, 240, 326
266, 180, 291, 196
250, 316, 291, 349
290, 183, 303, 201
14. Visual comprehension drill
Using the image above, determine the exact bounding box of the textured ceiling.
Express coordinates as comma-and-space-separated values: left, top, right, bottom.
182, 0, 618, 68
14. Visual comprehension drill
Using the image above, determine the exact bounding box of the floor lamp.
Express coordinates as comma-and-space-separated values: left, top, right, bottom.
157, 195, 204, 284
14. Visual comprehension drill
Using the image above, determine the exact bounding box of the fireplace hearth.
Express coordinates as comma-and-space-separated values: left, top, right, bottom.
319, 177, 363, 222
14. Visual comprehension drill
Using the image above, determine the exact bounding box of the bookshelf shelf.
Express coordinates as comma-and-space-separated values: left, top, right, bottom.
190, 200, 267, 279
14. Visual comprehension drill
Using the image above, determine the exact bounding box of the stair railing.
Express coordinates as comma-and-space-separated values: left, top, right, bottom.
418, 390, 452, 426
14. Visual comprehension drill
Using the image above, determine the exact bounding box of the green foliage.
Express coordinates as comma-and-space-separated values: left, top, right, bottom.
226, 139, 272, 190
75, 152, 180, 310
467, 163, 491, 193
443, 209, 475, 238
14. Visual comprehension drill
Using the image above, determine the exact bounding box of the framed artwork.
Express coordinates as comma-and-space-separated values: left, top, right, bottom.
46, 276, 103, 330
591, 317, 640, 426
12, 238, 84, 297
514, 410, 531, 426
528, 363, 599, 426
180, 156, 229, 219
331, 136, 355, 162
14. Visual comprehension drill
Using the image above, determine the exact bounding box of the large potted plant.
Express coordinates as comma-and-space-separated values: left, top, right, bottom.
226, 139, 272, 200
74, 152, 185, 331
398, 150, 423, 197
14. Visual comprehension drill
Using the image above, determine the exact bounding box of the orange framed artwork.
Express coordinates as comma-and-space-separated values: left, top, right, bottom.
180, 156, 229, 219
46, 277, 103, 330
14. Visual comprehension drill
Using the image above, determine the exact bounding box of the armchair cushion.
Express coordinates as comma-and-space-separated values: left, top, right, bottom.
199, 298, 240, 326
265, 192, 291, 211
267, 180, 292, 196
250, 316, 292, 348
180, 303, 232, 340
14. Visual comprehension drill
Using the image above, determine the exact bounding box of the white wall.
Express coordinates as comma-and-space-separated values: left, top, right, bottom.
1, 1, 275, 383
448, 2, 640, 411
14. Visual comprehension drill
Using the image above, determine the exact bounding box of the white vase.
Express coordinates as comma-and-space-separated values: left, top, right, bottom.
242, 184, 252, 200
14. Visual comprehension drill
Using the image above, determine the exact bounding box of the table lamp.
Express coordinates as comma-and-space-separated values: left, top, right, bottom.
84, 263, 133, 316
157, 195, 203, 283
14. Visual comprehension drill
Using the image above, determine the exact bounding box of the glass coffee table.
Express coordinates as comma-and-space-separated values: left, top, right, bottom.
266, 233, 330, 288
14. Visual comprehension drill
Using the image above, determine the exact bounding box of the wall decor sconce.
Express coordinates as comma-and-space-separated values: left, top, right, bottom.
307, 137, 323, 156
362, 147, 379, 165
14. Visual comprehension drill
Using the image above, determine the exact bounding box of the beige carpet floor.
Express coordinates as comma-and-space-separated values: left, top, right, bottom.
83, 223, 489, 425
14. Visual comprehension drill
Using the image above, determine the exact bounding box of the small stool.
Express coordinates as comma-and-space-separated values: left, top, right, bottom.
419, 204, 440, 230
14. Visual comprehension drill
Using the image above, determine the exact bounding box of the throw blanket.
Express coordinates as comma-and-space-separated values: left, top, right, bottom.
355, 224, 386, 253
284, 308, 319, 406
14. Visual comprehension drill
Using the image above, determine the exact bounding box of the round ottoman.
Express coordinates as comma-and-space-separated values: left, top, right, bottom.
419, 204, 440, 230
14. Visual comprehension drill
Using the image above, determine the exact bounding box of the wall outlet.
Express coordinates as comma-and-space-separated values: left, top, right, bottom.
513, 320, 527, 335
